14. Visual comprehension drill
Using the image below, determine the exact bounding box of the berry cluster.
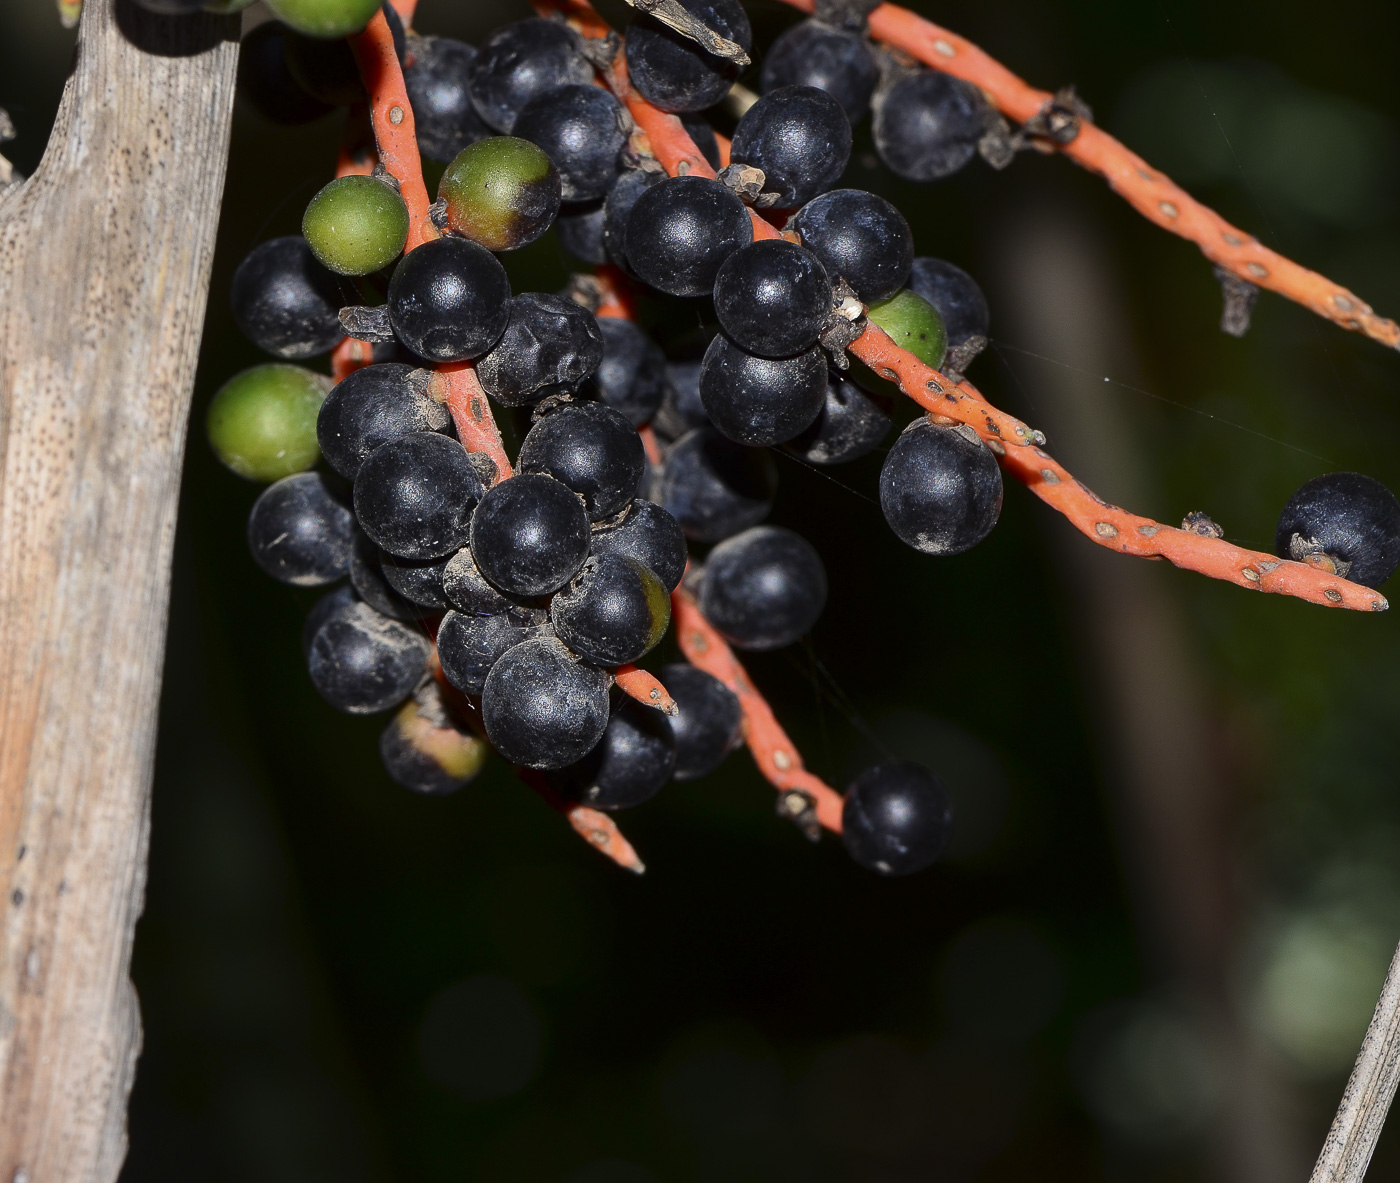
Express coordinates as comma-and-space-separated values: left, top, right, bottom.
190, 0, 1400, 878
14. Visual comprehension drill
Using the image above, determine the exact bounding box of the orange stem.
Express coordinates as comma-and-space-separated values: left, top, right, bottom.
518, 769, 647, 873
614, 663, 677, 715
435, 365, 514, 480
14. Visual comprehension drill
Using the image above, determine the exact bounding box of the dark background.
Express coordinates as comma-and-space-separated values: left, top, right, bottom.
6, 0, 1400, 1179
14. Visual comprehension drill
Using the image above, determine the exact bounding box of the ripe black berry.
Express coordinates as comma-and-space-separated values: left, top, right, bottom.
587, 317, 666, 425
317, 362, 451, 481
790, 188, 914, 303
699, 335, 827, 448
760, 18, 878, 123
602, 167, 664, 275
379, 690, 489, 795
237, 22, 333, 126
659, 428, 777, 542
730, 85, 852, 209
655, 359, 709, 440
230, 236, 343, 360
518, 401, 645, 521
697, 525, 827, 650
349, 528, 417, 621
306, 599, 431, 715
437, 606, 546, 695
658, 663, 742, 781
247, 472, 354, 587
550, 553, 671, 666
680, 115, 722, 169
785, 371, 891, 465
386, 235, 511, 363
353, 432, 488, 561
482, 636, 611, 769
302, 585, 358, 659
470, 472, 591, 596
842, 761, 953, 875
379, 551, 452, 609
712, 239, 832, 359
466, 18, 594, 134
589, 498, 688, 592
624, 175, 753, 299
555, 698, 677, 810
404, 36, 491, 162
513, 84, 628, 203
879, 420, 1002, 555
1274, 472, 1400, 588
906, 257, 990, 347
625, 0, 752, 114
874, 71, 987, 183
442, 545, 526, 615
475, 293, 604, 407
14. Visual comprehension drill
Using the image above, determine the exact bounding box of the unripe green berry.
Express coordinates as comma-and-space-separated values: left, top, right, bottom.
207, 364, 330, 482
866, 288, 948, 371
265, 0, 381, 38
439, 137, 562, 252
303, 174, 409, 275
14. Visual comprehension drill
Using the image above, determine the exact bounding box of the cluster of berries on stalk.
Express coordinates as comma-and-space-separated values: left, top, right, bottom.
179, 0, 1400, 877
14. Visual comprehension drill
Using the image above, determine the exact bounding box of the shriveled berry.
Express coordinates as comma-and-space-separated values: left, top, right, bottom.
658, 663, 742, 780
380, 690, 490, 795
386, 236, 511, 363
302, 174, 408, 276
354, 432, 489, 560
405, 36, 491, 162
439, 136, 561, 252
699, 335, 827, 447
874, 71, 987, 183
470, 472, 591, 596
713, 239, 832, 359
660, 428, 777, 542
437, 607, 545, 695
625, 0, 751, 114
555, 698, 676, 810
730, 85, 851, 209
265, 0, 381, 39
879, 420, 1002, 555
230, 236, 343, 360
842, 761, 953, 875
698, 525, 827, 650
476, 293, 604, 407
785, 371, 890, 465
317, 362, 450, 480
514, 84, 627, 203
237, 22, 334, 125
866, 288, 947, 369
208, 364, 329, 482
467, 18, 594, 134
349, 527, 417, 621
760, 18, 878, 123
602, 167, 664, 275
247, 472, 354, 586
587, 317, 666, 425
482, 636, 611, 769
442, 546, 524, 615
379, 551, 452, 609
556, 200, 607, 264
791, 188, 914, 303
1274, 472, 1400, 588
624, 176, 753, 299
589, 499, 688, 591
906, 257, 990, 347
306, 599, 430, 715
518, 401, 644, 521
551, 554, 670, 666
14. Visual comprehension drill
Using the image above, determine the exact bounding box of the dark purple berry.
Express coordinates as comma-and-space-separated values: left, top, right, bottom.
906, 257, 990, 347
514, 84, 628, 202
404, 35, 491, 162
247, 472, 354, 587
555, 698, 676, 810
790, 188, 913, 303
441, 546, 526, 615
842, 761, 953, 875
1274, 472, 1400, 588
712, 239, 832, 358
349, 528, 417, 621
481, 636, 611, 769
475, 293, 604, 407
625, 0, 752, 114
353, 432, 489, 561
550, 553, 671, 666
760, 18, 878, 123
302, 585, 358, 658
230, 236, 343, 360
655, 359, 709, 441
437, 606, 546, 695
659, 428, 777, 542
518, 401, 645, 521
589, 498, 688, 591
730, 85, 851, 209
317, 362, 451, 480
624, 175, 753, 299
879, 420, 1002, 555
587, 317, 666, 425
386, 235, 511, 363
680, 115, 722, 169
469, 472, 591, 596
602, 167, 665, 275
785, 371, 891, 465
658, 663, 742, 781
699, 335, 827, 447
697, 525, 827, 650
306, 599, 431, 715
379, 551, 452, 609
466, 19, 594, 134
873, 71, 987, 183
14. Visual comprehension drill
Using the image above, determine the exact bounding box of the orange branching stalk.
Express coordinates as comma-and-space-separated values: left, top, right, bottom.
673, 590, 845, 833
434, 365, 515, 480
615, 664, 678, 715
775, 0, 1400, 351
